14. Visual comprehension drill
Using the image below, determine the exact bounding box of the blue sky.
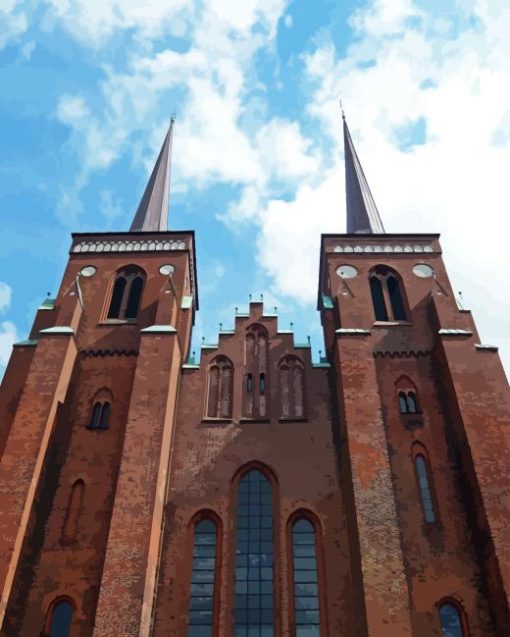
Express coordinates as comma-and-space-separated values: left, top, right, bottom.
1, 0, 509, 378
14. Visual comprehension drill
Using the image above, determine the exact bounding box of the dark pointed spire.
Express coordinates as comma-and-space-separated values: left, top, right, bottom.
130, 119, 173, 232
343, 115, 385, 234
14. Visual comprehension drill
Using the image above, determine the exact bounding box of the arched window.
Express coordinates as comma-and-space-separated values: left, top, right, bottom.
46, 599, 73, 637
279, 356, 306, 419
234, 469, 274, 635
438, 601, 467, 637
407, 391, 418, 413
369, 266, 408, 322
396, 379, 420, 415
88, 400, 111, 430
61, 480, 84, 544
106, 266, 145, 320
415, 455, 436, 523
291, 518, 321, 636
398, 391, 419, 414
206, 356, 233, 419
188, 517, 219, 636
243, 325, 269, 418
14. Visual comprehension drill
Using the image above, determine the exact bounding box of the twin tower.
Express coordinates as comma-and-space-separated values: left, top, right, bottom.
0, 118, 508, 637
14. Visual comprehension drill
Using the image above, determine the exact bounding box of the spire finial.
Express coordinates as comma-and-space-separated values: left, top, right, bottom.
129, 119, 174, 232
343, 115, 385, 234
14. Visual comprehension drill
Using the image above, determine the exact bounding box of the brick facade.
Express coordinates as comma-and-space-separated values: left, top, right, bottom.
0, 226, 508, 637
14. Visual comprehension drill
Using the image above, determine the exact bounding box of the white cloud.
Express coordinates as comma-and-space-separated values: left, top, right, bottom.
99, 189, 123, 219
0, 0, 28, 50
42, 0, 191, 47
253, 0, 510, 373
0, 282, 12, 313
0, 321, 17, 370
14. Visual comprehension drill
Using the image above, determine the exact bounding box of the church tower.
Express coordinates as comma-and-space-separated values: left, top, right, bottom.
318, 116, 509, 636
0, 120, 199, 636
0, 116, 508, 637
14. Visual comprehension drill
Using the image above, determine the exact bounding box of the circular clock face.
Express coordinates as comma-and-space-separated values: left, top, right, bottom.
336, 265, 358, 279
80, 265, 97, 277
159, 264, 175, 276
413, 264, 434, 278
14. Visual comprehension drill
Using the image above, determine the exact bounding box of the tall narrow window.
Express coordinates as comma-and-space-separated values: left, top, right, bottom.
89, 402, 102, 428
291, 519, 321, 637
61, 480, 85, 544
235, 470, 274, 636
415, 455, 436, 523
398, 392, 408, 414
107, 276, 126, 319
106, 266, 146, 320
188, 518, 218, 637
206, 356, 233, 419
407, 392, 418, 413
243, 325, 269, 418
279, 356, 306, 419
47, 599, 73, 637
125, 276, 144, 319
387, 275, 406, 320
439, 602, 466, 637
369, 266, 408, 322
88, 397, 111, 430
369, 276, 387, 321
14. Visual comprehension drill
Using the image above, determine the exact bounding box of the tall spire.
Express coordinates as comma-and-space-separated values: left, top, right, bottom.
343, 115, 385, 234
130, 119, 173, 232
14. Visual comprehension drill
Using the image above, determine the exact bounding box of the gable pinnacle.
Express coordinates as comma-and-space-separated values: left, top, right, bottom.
343, 116, 385, 234
129, 118, 174, 232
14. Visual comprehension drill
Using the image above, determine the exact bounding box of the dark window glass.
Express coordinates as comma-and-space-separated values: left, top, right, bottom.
100, 402, 111, 429
89, 402, 102, 428
49, 600, 73, 637
235, 470, 273, 636
292, 519, 320, 635
369, 277, 388, 321
407, 392, 418, 413
107, 276, 126, 318
439, 603, 464, 637
387, 276, 406, 320
415, 456, 436, 523
188, 519, 217, 637
398, 392, 408, 414
246, 374, 253, 392
125, 276, 144, 319
259, 373, 265, 395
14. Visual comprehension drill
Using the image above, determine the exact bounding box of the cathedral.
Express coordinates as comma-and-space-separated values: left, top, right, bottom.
0, 117, 508, 637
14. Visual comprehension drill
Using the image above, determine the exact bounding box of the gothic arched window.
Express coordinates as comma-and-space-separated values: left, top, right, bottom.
369, 266, 408, 322
88, 395, 111, 430
279, 356, 306, 419
438, 601, 467, 637
107, 265, 145, 320
234, 469, 274, 635
243, 325, 269, 419
398, 391, 419, 414
291, 517, 322, 636
206, 356, 233, 419
46, 598, 74, 637
188, 516, 219, 636
414, 454, 436, 523
61, 480, 84, 544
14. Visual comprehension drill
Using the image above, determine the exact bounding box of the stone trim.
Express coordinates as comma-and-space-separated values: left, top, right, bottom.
438, 329, 473, 336
140, 325, 177, 334
13, 339, 38, 347
332, 243, 435, 254
336, 328, 371, 335
39, 326, 74, 335
72, 239, 187, 254
475, 343, 499, 352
